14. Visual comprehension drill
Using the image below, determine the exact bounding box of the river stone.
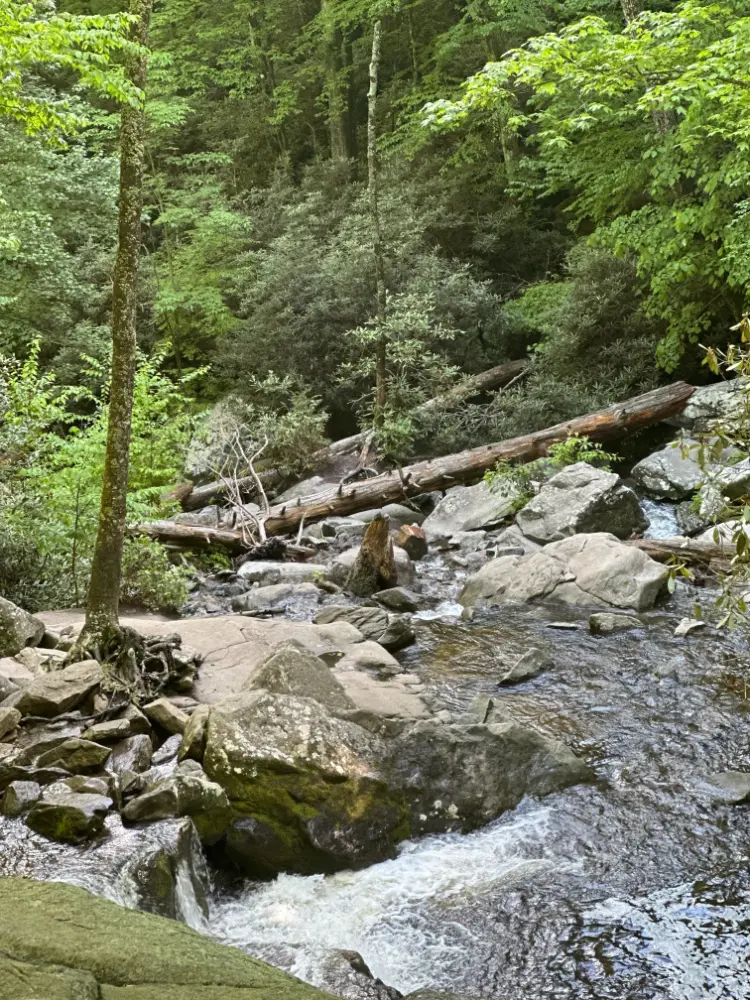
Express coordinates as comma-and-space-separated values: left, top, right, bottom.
81, 718, 132, 743
0, 877, 330, 998
336, 640, 402, 676
47, 775, 111, 796
314, 605, 415, 652
704, 770, 750, 803
675, 500, 711, 536
352, 504, 426, 528
34, 738, 112, 773
460, 533, 667, 612
179, 704, 210, 761
696, 457, 750, 519
394, 524, 428, 561
2, 779, 41, 816
675, 378, 749, 435
204, 689, 405, 875
333, 545, 414, 587
422, 482, 517, 539
631, 439, 711, 500
498, 648, 550, 685
107, 734, 154, 776
15, 659, 103, 718
144, 698, 189, 735
245, 644, 355, 715
516, 463, 648, 544
0, 597, 45, 658
0, 706, 21, 739
589, 612, 642, 634
122, 761, 232, 845
374, 587, 422, 612
237, 561, 331, 586
26, 791, 111, 842
233, 582, 321, 615
316, 950, 402, 1000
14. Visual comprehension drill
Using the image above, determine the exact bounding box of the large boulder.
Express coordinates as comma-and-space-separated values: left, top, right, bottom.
0, 597, 44, 658
516, 463, 647, 544
675, 379, 749, 435
314, 605, 415, 652
422, 482, 517, 539
696, 457, 750, 519
14, 660, 103, 718
237, 561, 331, 586
632, 439, 746, 500
232, 582, 322, 616
245, 644, 356, 715
460, 532, 667, 611
0, 877, 328, 999
203, 689, 405, 875
25, 791, 111, 843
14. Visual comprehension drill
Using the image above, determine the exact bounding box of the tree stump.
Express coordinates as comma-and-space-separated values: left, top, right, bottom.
345, 515, 398, 596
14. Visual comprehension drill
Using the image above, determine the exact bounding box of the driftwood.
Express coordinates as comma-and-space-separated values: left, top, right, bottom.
628, 537, 731, 565
136, 381, 695, 550
173, 360, 527, 511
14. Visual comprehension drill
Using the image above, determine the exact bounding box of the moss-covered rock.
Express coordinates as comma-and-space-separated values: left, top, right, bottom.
0, 878, 328, 999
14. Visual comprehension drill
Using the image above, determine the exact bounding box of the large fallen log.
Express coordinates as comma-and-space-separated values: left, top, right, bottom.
138, 382, 695, 548
628, 537, 730, 565
174, 359, 527, 511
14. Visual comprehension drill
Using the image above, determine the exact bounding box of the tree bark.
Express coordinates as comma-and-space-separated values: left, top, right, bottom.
137, 382, 696, 547
627, 537, 730, 565
322, 0, 350, 160
368, 20, 387, 427
84, 0, 152, 638
345, 515, 398, 595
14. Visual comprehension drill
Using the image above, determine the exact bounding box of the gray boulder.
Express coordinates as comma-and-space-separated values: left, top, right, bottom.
460, 532, 667, 612
80, 719, 131, 743
0, 706, 21, 740
675, 379, 749, 435
233, 582, 321, 615
245, 644, 355, 715
351, 504, 425, 528
237, 561, 331, 586
498, 648, 551, 685
15, 660, 103, 718
122, 760, 231, 845
172, 505, 241, 528
2, 780, 41, 817
589, 612, 641, 634
316, 950, 402, 1000
276, 476, 334, 503
422, 482, 517, 539
516, 463, 647, 543
34, 738, 111, 774
374, 587, 422, 612
106, 734, 153, 777
314, 605, 415, 652
143, 698, 189, 735
630, 439, 738, 500
0, 597, 44, 658
26, 791, 111, 842
697, 457, 750, 519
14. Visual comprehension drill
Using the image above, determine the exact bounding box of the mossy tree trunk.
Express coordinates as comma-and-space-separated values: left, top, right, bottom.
85, 0, 152, 639
367, 19, 387, 429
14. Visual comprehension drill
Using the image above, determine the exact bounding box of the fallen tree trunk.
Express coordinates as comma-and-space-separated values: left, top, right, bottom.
628, 537, 730, 565
174, 359, 527, 510
137, 382, 695, 548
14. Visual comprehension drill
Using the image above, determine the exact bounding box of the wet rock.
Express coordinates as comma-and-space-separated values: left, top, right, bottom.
335, 640, 402, 676
317, 950, 403, 1000
15, 660, 103, 718
516, 463, 647, 543
2, 780, 41, 817
0, 878, 326, 998
374, 587, 422, 612
394, 524, 428, 561
107, 735, 153, 776
152, 734, 183, 765
498, 648, 551, 685
460, 533, 668, 612
179, 704, 210, 762
204, 689, 402, 875
332, 668, 429, 724
314, 606, 415, 652
237, 560, 331, 586
26, 791, 111, 842
0, 596, 45, 657
143, 698, 189, 735
0, 706, 21, 739
48, 775, 111, 796
675, 500, 711, 536
122, 760, 231, 846
589, 613, 642, 635
422, 482, 517, 539
704, 770, 750, 803
333, 544, 414, 589
632, 439, 713, 500
34, 738, 111, 774
119, 702, 151, 736
352, 504, 426, 528
245, 644, 355, 715
81, 719, 132, 743
233, 582, 322, 615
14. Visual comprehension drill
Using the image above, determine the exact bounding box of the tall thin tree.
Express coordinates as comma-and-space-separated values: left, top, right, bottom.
367, 19, 387, 429
85, 0, 152, 640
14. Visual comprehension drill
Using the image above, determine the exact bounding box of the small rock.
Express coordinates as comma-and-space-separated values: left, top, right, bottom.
81, 719, 132, 743
0, 597, 45, 658
352, 504, 426, 528
589, 613, 641, 635
674, 618, 707, 637
119, 702, 152, 736
374, 588, 422, 613
15, 660, 103, 718
122, 761, 231, 845
394, 525, 428, 561
47, 775, 111, 797
179, 704, 210, 762
152, 734, 183, 765
34, 738, 111, 774
546, 622, 580, 631
498, 648, 551, 686
26, 791, 111, 842
143, 698, 189, 735
0, 706, 21, 740
107, 734, 153, 777
2, 780, 41, 817
704, 771, 750, 804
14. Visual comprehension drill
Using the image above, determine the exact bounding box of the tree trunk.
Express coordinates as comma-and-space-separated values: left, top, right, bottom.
368, 20, 387, 426
628, 537, 730, 565
345, 515, 398, 595
322, 0, 350, 160
137, 382, 696, 547
174, 360, 526, 511
84, 0, 152, 638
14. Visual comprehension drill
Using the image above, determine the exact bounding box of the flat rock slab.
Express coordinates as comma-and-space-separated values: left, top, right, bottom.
38, 613, 371, 706
332, 667, 429, 721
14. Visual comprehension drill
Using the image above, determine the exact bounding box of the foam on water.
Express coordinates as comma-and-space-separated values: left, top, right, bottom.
211, 805, 571, 993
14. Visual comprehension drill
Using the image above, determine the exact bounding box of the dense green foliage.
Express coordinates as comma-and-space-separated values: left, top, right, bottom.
4, 0, 750, 608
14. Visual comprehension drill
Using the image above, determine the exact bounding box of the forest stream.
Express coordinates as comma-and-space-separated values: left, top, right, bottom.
1, 502, 749, 1000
